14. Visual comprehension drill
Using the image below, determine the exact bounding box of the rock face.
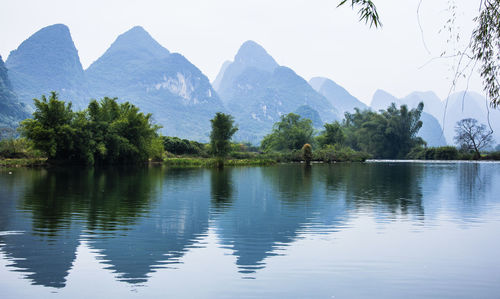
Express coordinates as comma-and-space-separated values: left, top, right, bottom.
85, 26, 224, 140
0, 55, 30, 129
215, 41, 338, 143
6, 24, 88, 109
212, 60, 231, 91
309, 77, 367, 116
370, 89, 448, 147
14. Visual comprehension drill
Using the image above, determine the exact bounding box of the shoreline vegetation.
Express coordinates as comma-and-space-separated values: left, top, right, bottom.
3, 152, 500, 169
1, 92, 500, 169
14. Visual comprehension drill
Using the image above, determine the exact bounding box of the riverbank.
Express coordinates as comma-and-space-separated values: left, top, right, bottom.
163, 157, 276, 167
0, 158, 47, 168
3, 153, 499, 169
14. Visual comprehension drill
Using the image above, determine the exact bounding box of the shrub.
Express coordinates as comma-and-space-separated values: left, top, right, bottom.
0, 138, 41, 159
434, 146, 459, 160
314, 144, 370, 162
483, 151, 500, 160
302, 143, 313, 165
162, 136, 206, 156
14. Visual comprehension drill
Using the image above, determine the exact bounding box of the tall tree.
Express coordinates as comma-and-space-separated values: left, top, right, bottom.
343, 103, 424, 158
210, 112, 238, 160
383, 102, 425, 158
19, 92, 77, 161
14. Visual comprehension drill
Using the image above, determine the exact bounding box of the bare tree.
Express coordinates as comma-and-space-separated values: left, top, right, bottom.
454, 118, 494, 158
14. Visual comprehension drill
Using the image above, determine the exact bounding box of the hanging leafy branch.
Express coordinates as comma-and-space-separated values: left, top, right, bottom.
472, 0, 500, 107
337, 0, 382, 28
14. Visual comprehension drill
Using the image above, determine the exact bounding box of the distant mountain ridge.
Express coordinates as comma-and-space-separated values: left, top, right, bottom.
215, 40, 339, 143
309, 77, 367, 116
4, 24, 225, 140
4, 24, 498, 146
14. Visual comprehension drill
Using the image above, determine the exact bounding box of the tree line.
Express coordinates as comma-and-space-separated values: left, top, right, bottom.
261, 102, 425, 159
2, 92, 498, 164
18, 92, 163, 164
10, 93, 240, 166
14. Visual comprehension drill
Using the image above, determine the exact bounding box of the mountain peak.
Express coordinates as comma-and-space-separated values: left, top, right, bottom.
371, 89, 400, 111
29, 23, 70, 36
215, 41, 278, 95
103, 26, 169, 60
5, 23, 86, 108
234, 40, 278, 72
310, 77, 367, 114
7, 23, 76, 69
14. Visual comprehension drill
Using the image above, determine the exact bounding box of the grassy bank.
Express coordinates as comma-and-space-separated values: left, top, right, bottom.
163, 157, 276, 168
0, 158, 47, 168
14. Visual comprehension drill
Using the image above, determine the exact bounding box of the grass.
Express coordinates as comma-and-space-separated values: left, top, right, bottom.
0, 158, 48, 168
163, 157, 276, 168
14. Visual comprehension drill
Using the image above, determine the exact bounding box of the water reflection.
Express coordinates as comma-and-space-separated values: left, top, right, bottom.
88, 167, 210, 284
215, 165, 348, 276
0, 162, 499, 292
0, 169, 84, 288
210, 168, 234, 213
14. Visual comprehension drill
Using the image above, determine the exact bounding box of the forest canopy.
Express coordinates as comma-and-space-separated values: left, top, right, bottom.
19, 92, 163, 164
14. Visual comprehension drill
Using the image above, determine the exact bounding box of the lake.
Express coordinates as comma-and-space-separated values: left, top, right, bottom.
1, 162, 499, 298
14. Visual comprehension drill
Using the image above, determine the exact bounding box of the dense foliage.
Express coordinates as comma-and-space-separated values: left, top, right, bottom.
210, 112, 238, 159
19, 92, 162, 164
407, 146, 459, 160
261, 113, 314, 152
162, 136, 207, 156
342, 103, 425, 158
316, 122, 345, 147
259, 102, 425, 161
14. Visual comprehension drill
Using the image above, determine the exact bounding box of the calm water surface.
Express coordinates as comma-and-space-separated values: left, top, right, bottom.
0, 162, 499, 298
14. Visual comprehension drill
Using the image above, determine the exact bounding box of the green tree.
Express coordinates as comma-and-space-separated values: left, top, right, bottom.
342, 103, 425, 158
317, 121, 345, 147
19, 92, 78, 161
87, 97, 161, 164
210, 112, 238, 160
20, 93, 162, 164
261, 113, 314, 152
383, 102, 425, 158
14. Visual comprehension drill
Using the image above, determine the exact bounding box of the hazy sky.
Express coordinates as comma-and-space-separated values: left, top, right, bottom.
0, 0, 483, 104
